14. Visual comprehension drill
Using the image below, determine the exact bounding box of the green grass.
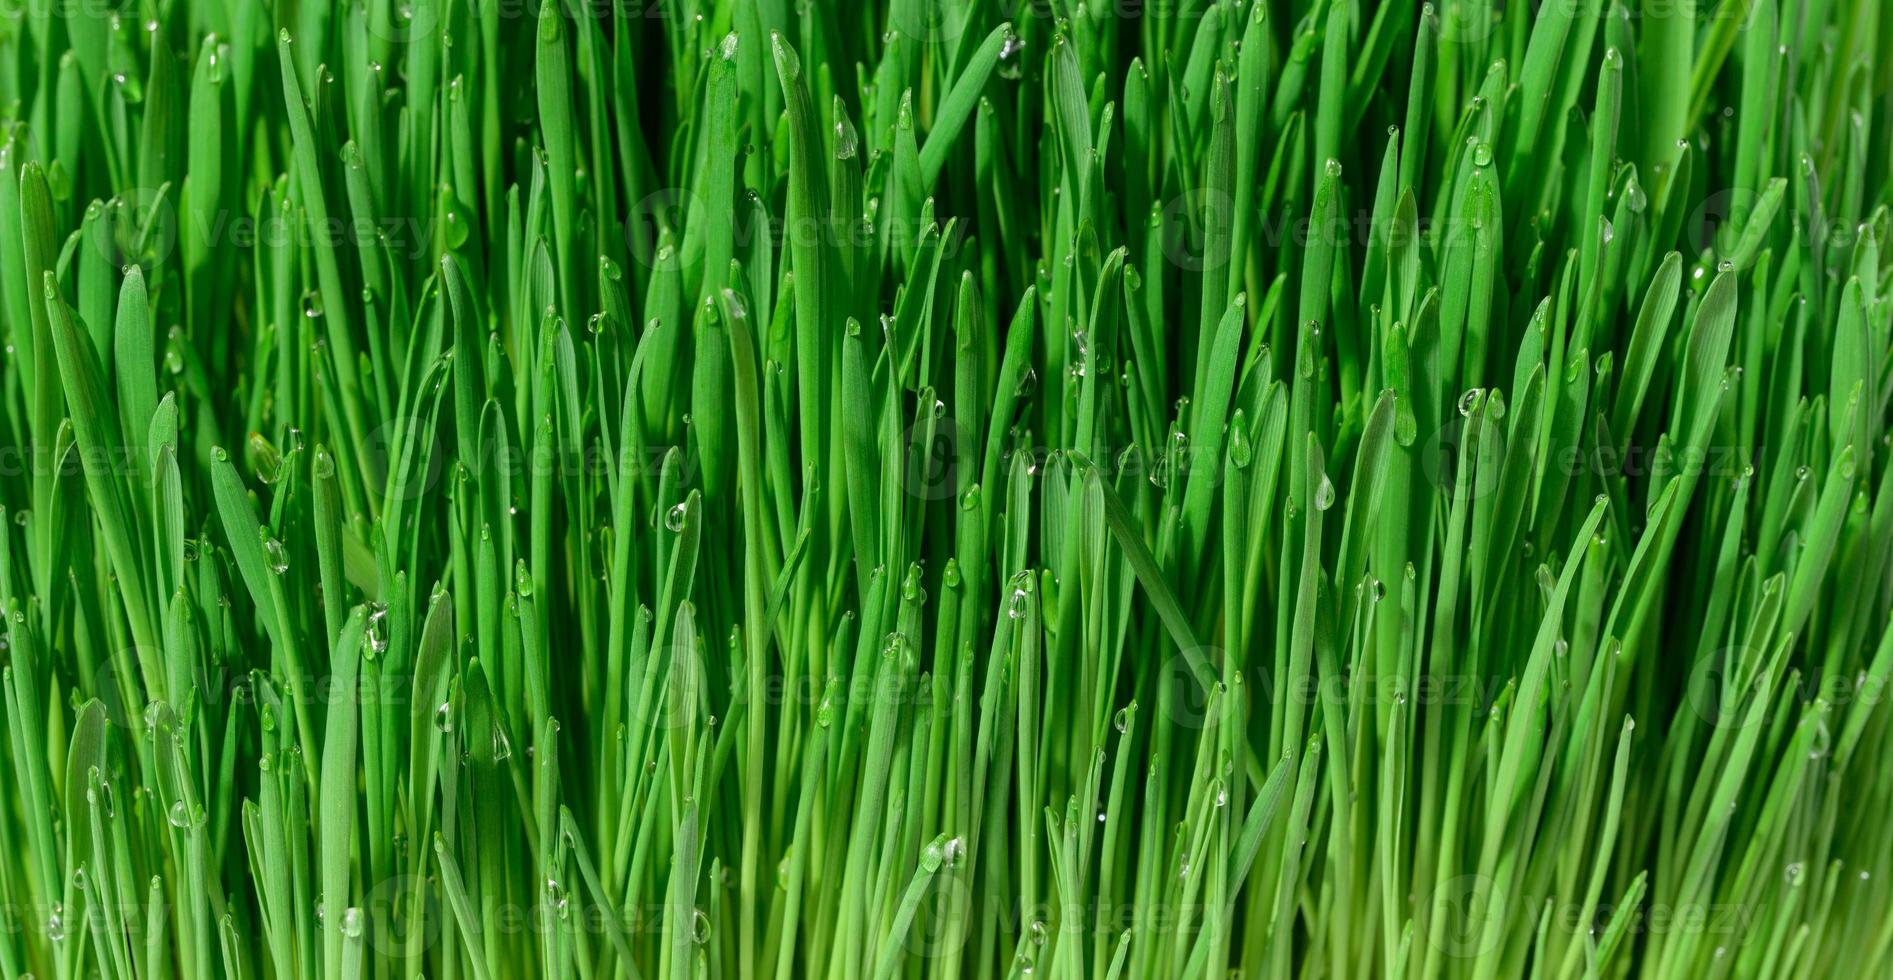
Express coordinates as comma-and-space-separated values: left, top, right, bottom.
0, 0, 1890, 978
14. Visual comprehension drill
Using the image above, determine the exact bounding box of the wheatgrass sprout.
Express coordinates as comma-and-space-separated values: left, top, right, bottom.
0, 0, 1889, 978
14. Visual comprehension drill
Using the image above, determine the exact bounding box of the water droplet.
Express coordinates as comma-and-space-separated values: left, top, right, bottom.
816, 678, 839, 728
921, 837, 946, 872
341, 907, 363, 939
1008, 588, 1028, 620
47, 904, 65, 942
998, 30, 1025, 79
434, 702, 453, 733
1212, 778, 1228, 808
167, 800, 192, 829
250, 432, 286, 484
1313, 474, 1336, 511
1113, 704, 1133, 733
665, 503, 688, 532
91, 779, 116, 819
1458, 388, 1483, 417
1296, 324, 1319, 379
492, 727, 513, 762
692, 908, 711, 944
1228, 411, 1253, 467
1472, 143, 1493, 168
364, 603, 389, 657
